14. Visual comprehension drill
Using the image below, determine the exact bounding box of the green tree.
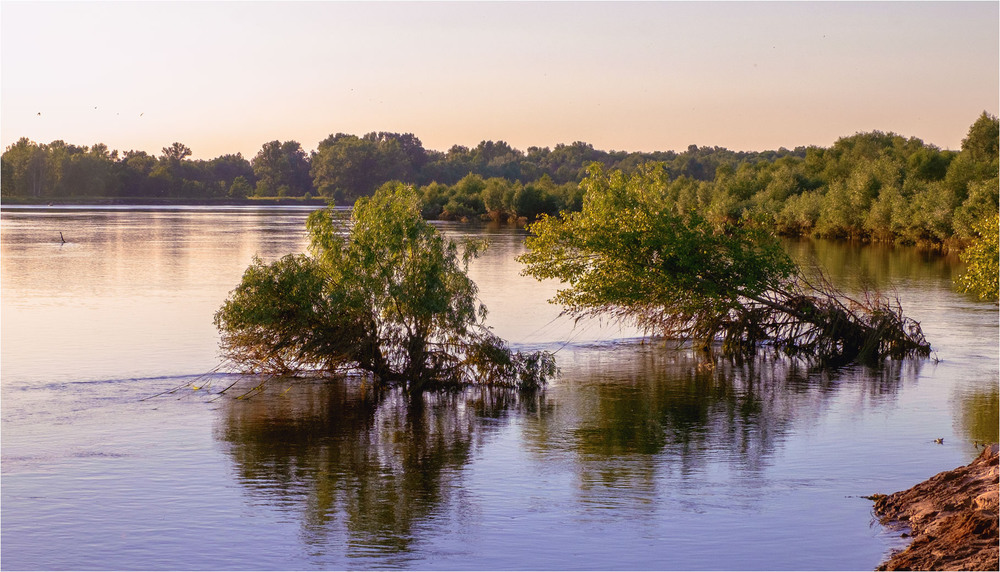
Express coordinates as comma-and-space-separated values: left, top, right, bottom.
1, 137, 46, 197
117, 150, 159, 197
958, 212, 999, 301
228, 175, 252, 199
511, 181, 557, 221
961, 111, 1000, 166
519, 165, 930, 364
367, 131, 428, 182
149, 142, 198, 198
207, 153, 254, 196
252, 140, 312, 197
161, 142, 192, 164
954, 178, 1000, 239
310, 133, 413, 202
775, 189, 823, 236
421, 144, 474, 185
482, 177, 518, 222
60, 145, 116, 197
215, 183, 556, 391
441, 173, 486, 220
905, 145, 952, 182
416, 181, 451, 219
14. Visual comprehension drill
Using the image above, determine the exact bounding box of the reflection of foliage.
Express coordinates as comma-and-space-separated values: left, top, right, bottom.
956, 384, 1000, 446
531, 344, 918, 486
571, 352, 812, 467
782, 238, 960, 291
218, 346, 925, 557
520, 165, 930, 365
218, 377, 533, 556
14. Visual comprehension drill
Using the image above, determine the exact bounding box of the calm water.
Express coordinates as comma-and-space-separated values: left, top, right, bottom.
2, 206, 997, 570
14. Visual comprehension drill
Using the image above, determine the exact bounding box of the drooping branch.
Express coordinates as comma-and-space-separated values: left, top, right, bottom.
729, 278, 929, 365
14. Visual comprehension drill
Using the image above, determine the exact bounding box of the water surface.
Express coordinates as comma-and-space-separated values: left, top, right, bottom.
2, 207, 997, 570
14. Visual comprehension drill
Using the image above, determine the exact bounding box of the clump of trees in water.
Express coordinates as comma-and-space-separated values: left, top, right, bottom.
519, 165, 932, 365
3, 113, 996, 248
214, 183, 556, 391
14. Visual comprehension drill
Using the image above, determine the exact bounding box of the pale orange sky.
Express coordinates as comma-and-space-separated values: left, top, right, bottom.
2, 1, 997, 160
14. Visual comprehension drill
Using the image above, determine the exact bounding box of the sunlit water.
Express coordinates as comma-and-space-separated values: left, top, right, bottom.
2, 206, 997, 570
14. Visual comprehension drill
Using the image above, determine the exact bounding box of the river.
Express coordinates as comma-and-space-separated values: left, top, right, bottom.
1, 206, 996, 570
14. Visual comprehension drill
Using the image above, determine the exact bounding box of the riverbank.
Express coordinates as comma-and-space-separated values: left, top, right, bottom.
0, 196, 330, 207
871, 443, 999, 571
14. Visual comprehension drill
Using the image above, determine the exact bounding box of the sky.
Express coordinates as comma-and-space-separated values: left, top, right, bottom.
2, 1, 997, 160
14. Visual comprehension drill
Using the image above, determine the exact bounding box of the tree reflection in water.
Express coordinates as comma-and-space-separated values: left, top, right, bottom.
956, 382, 1000, 451
558, 346, 917, 455
783, 237, 960, 291
522, 343, 922, 514
216, 345, 923, 561
217, 377, 541, 560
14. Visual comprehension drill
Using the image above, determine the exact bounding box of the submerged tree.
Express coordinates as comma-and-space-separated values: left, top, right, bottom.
215, 183, 555, 391
519, 165, 930, 365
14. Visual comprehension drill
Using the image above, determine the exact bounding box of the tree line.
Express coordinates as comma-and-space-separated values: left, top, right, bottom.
0, 132, 791, 203
2, 112, 997, 245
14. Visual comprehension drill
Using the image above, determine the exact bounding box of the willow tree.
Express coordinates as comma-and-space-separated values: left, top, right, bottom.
215, 183, 555, 391
519, 164, 930, 365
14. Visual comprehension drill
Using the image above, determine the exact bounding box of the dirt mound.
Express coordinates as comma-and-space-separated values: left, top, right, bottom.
871, 443, 999, 571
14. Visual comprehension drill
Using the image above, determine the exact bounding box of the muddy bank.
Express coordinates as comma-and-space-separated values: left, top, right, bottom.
871, 443, 998, 571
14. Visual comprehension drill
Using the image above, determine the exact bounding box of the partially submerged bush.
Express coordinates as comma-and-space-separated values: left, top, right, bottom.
215, 183, 556, 391
520, 164, 930, 365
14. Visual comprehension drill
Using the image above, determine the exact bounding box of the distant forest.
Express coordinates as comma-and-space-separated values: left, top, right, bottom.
2, 112, 997, 246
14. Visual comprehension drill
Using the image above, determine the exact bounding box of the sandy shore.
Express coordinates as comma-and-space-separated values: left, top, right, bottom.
870, 443, 998, 571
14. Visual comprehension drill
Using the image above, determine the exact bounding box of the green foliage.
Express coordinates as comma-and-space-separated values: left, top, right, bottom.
520, 165, 930, 365
958, 212, 999, 301
413, 174, 568, 223
520, 164, 795, 335
3, 114, 994, 249
1, 137, 46, 197
482, 177, 517, 221
962, 112, 1000, 166
310, 132, 417, 203
252, 140, 311, 197
215, 182, 556, 390
1, 138, 255, 200
954, 178, 1000, 239
228, 175, 252, 199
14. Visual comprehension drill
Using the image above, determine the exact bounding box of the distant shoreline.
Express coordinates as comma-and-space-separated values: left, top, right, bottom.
0, 197, 331, 207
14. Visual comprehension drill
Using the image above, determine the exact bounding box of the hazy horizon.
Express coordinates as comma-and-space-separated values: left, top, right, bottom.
2, 1, 997, 160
